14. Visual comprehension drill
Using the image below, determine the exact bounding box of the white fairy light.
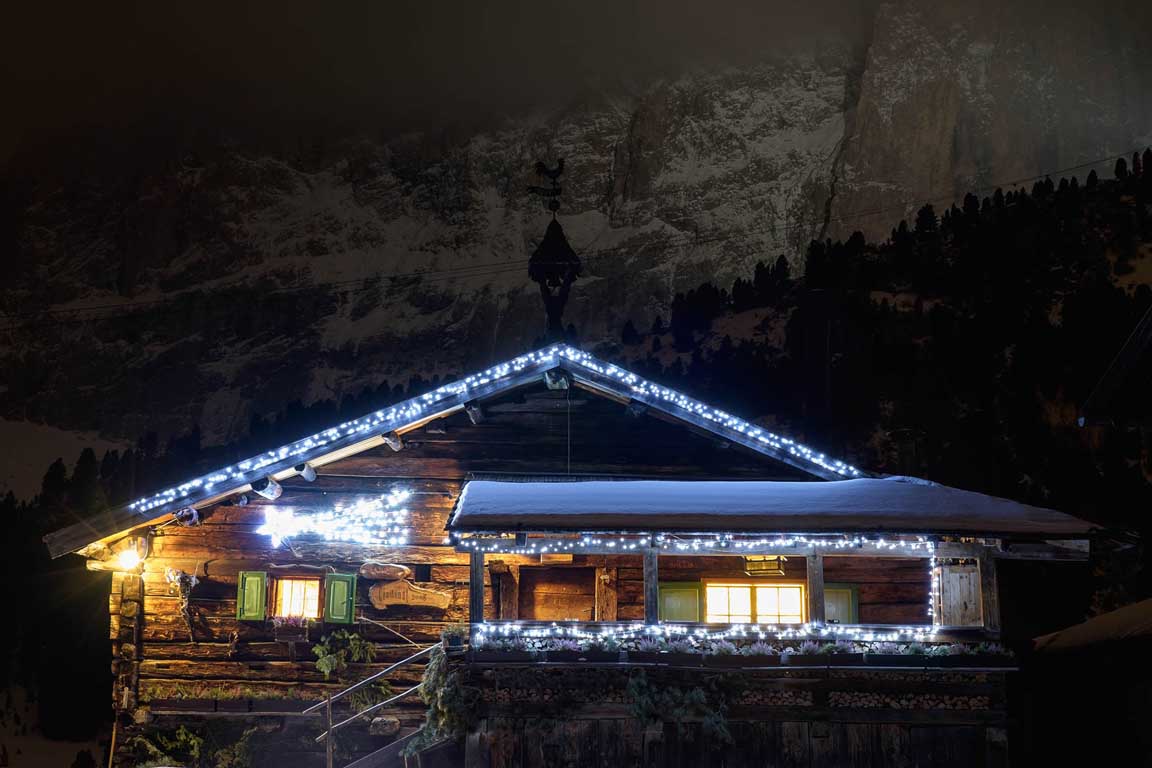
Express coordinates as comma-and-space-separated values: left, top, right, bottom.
125, 345, 861, 517
471, 620, 938, 646
255, 489, 411, 547
451, 531, 936, 557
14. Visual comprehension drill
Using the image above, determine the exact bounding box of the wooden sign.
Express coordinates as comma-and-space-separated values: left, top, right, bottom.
369, 579, 451, 610
358, 562, 413, 581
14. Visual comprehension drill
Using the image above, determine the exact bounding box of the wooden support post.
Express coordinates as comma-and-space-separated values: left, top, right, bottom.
978, 554, 1001, 633
469, 550, 486, 625
643, 548, 659, 625
498, 565, 519, 620
807, 554, 826, 625
595, 566, 618, 622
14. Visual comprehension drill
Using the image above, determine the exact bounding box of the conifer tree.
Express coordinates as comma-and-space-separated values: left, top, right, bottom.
1114, 157, 1128, 180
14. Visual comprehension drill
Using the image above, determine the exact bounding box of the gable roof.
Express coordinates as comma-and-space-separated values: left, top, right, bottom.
44, 344, 863, 558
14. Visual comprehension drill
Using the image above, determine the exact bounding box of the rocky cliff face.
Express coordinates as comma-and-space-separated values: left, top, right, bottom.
2, 1, 1149, 492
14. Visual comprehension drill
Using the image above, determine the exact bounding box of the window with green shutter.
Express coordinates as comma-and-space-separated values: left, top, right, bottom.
237, 571, 268, 621
324, 574, 356, 624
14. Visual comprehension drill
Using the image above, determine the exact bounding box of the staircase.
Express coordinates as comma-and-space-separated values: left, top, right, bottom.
305, 643, 456, 768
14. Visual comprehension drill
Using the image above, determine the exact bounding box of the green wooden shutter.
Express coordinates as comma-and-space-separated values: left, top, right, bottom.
236, 571, 267, 621
324, 574, 356, 624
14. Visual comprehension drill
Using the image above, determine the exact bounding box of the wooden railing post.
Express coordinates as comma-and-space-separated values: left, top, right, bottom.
807, 554, 826, 625
643, 548, 659, 625
469, 550, 486, 625
325, 694, 334, 768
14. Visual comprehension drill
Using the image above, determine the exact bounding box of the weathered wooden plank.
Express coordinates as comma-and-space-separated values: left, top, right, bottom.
978, 556, 1000, 633
498, 566, 519, 621
777, 721, 810, 768
595, 567, 618, 622
808, 554, 826, 624
470, 550, 486, 624
139, 659, 424, 686
878, 723, 913, 768
643, 550, 659, 625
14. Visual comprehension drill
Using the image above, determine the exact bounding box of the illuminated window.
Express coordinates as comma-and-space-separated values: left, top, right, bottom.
274, 578, 321, 619
705, 582, 805, 624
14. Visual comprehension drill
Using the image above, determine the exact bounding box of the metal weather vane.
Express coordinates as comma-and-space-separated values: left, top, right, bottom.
527, 158, 582, 340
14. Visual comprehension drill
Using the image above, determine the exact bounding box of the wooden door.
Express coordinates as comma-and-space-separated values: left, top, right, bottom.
518, 567, 596, 621
938, 564, 983, 626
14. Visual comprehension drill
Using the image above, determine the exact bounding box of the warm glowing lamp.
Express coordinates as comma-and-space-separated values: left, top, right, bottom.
117, 548, 142, 571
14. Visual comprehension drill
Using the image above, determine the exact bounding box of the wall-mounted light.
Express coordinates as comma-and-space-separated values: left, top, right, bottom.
744, 555, 786, 576
295, 462, 318, 482
251, 476, 283, 501
115, 535, 151, 572
382, 432, 404, 452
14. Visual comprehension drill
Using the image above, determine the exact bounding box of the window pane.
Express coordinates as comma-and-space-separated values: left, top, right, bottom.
706, 586, 729, 620
276, 578, 321, 619
729, 587, 751, 617
756, 587, 779, 617
779, 587, 802, 616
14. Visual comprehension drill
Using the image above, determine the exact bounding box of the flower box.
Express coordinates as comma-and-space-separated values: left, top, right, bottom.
549, 650, 619, 663
662, 653, 702, 668
865, 653, 923, 668
825, 653, 865, 666
783, 654, 826, 667
927, 655, 972, 668
626, 651, 666, 664
967, 654, 1014, 668
470, 650, 536, 663
739, 655, 782, 667
928, 653, 1014, 668
703, 655, 747, 668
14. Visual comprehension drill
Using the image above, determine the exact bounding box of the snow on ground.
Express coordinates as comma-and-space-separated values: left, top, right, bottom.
0, 685, 104, 767
0, 419, 130, 500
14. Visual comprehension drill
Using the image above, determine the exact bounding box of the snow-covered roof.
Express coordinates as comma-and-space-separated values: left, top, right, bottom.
45, 344, 862, 557
1034, 598, 1152, 652
448, 477, 1096, 537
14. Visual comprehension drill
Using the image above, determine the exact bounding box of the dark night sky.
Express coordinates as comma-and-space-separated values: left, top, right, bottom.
2, 0, 872, 162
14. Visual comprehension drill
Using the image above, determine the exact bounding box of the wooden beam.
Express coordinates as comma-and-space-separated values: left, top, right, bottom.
807, 554, 826, 624
497, 565, 519, 621
469, 550, 486, 624
978, 554, 1001, 634
595, 567, 618, 622
643, 549, 659, 625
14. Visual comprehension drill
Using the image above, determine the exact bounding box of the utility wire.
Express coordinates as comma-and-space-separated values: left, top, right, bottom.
0, 146, 1142, 332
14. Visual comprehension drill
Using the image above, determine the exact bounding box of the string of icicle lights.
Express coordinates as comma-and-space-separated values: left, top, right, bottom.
255, 490, 411, 547
125, 344, 860, 515
453, 533, 936, 556
472, 621, 938, 644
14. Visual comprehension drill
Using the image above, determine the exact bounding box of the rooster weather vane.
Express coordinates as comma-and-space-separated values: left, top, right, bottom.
527, 158, 582, 341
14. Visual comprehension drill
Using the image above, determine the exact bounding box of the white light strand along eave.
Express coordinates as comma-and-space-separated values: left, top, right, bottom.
451, 532, 936, 557
122, 344, 862, 519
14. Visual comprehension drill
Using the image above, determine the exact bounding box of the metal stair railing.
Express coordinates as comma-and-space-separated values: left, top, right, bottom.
303, 643, 437, 768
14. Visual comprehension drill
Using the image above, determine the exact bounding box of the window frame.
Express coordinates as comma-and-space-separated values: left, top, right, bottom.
702, 578, 808, 624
